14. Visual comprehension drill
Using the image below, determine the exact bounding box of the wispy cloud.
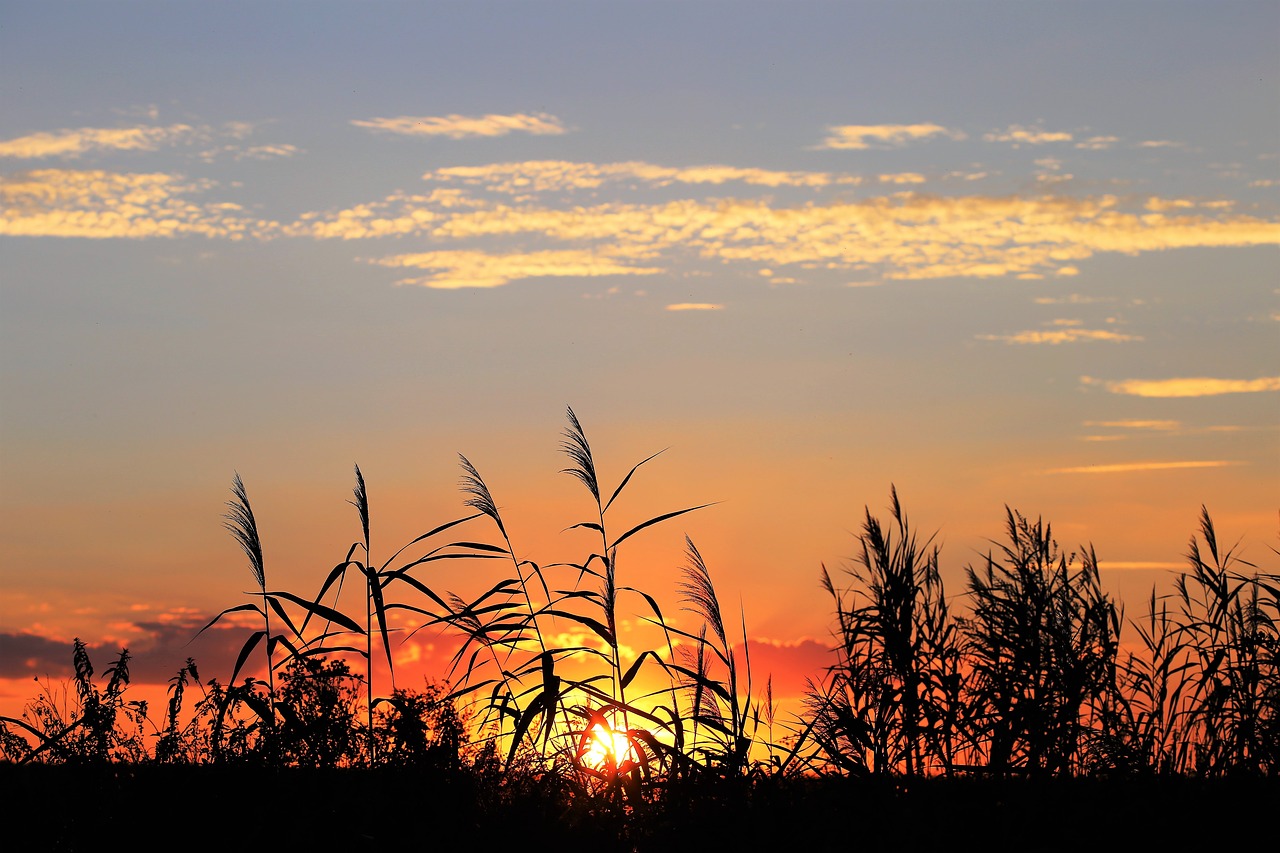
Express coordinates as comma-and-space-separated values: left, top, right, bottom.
351, 112, 567, 139
815, 123, 962, 150
0, 169, 278, 239
878, 172, 926, 185
1097, 561, 1187, 571
1034, 293, 1113, 305
984, 125, 1074, 145
0, 123, 200, 159
1083, 419, 1181, 431
428, 160, 854, 192
198, 142, 301, 163
400, 191, 1280, 281
666, 303, 724, 311
979, 321, 1141, 345
12, 152, 1280, 289
370, 249, 662, 289
1075, 136, 1119, 150
1081, 376, 1280, 397
1045, 460, 1242, 474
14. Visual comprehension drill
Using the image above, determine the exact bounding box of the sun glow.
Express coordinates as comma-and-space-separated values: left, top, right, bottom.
577, 717, 642, 772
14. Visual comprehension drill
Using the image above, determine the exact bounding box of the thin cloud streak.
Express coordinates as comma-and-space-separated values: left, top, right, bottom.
0, 123, 200, 158
427, 160, 855, 191
1083, 420, 1181, 431
1082, 376, 1280, 397
985, 125, 1074, 145
815, 123, 963, 150
372, 249, 663, 289
1045, 460, 1243, 474
0, 169, 278, 239
666, 303, 724, 311
978, 327, 1141, 345
1097, 561, 1188, 571
351, 112, 567, 139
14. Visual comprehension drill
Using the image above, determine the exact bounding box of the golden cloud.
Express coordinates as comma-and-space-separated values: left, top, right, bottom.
1081, 376, 1280, 397
1045, 460, 1242, 474
427, 160, 853, 192
666, 303, 724, 311
0, 124, 199, 159
351, 112, 567, 139
1083, 420, 1181, 431
878, 172, 926, 184
14, 150, 1279, 293
370, 249, 663, 289
984, 125, 1074, 145
1075, 136, 1119, 150
1096, 561, 1187, 571
0, 169, 278, 239
816, 123, 962, 150
411, 191, 1279, 281
978, 327, 1141, 344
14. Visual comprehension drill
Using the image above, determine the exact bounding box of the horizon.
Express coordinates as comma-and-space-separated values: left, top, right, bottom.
1, 0, 1277, 724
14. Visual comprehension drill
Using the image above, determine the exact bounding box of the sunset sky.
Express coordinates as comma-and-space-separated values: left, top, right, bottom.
1, 1, 1277, 723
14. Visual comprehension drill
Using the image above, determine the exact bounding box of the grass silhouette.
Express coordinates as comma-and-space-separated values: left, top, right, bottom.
1, 409, 1276, 848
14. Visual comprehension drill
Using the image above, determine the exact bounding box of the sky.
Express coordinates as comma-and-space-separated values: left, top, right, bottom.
1, 1, 1277, 728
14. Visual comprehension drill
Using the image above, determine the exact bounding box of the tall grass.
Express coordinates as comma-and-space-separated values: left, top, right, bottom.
439, 407, 724, 800
804, 487, 961, 776
2, 419, 1275, 794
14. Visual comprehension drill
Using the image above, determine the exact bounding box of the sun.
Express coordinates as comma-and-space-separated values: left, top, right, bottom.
578, 718, 639, 772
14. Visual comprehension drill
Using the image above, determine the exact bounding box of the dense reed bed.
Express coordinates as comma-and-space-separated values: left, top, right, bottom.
3, 409, 1276, 848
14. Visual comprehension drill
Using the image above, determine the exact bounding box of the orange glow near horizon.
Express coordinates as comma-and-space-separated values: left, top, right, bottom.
575, 713, 651, 777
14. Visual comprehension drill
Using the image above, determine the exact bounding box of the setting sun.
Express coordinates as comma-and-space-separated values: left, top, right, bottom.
576, 714, 647, 775
1, 2, 1276, 848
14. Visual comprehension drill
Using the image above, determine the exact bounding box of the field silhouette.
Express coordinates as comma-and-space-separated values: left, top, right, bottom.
2, 408, 1276, 849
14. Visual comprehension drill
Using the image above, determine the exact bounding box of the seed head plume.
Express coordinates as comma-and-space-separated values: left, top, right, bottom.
225, 472, 265, 591
349, 464, 370, 549
678, 536, 727, 651
560, 406, 600, 504
459, 454, 507, 539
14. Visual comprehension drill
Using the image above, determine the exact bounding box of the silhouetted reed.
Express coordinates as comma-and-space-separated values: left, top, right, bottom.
2, 419, 1275, 816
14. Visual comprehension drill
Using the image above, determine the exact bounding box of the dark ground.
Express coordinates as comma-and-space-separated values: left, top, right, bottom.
2, 763, 1274, 851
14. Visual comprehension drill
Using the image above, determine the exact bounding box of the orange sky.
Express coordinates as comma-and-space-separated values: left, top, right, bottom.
1, 2, 1278, 735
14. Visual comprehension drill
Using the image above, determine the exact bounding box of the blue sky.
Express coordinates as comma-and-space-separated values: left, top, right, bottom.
1, 1, 1277, 712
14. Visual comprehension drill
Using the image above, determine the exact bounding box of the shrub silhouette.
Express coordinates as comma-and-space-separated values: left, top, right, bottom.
1, 415, 1276, 804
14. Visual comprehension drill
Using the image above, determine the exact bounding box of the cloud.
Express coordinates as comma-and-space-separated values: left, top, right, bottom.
0, 123, 200, 159
0, 612, 249, 685
0, 168, 279, 239
1076, 136, 1119, 150
984, 125, 1074, 145
666, 303, 724, 311
978, 327, 1141, 344
351, 112, 567, 139
198, 142, 302, 163
1045, 460, 1243, 474
1083, 420, 1181, 431
427, 160, 854, 193
1081, 376, 1280, 397
878, 172, 926, 185
815, 123, 962, 150
15, 154, 1280, 290
370, 249, 663, 289
1034, 293, 1113, 305
1096, 561, 1187, 571
405, 191, 1280, 282
286, 189, 476, 239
